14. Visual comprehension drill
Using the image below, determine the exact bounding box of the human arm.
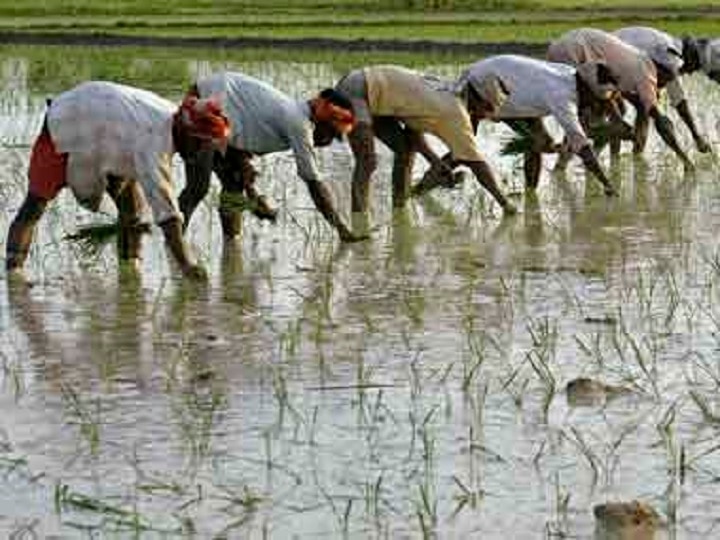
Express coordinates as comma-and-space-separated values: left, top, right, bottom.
136, 152, 207, 279
292, 127, 368, 242
649, 106, 694, 169
675, 99, 711, 153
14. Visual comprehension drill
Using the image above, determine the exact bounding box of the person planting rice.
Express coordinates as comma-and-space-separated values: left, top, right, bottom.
334, 64, 516, 215
5, 80, 229, 281
614, 26, 712, 154
178, 71, 366, 243
414, 54, 621, 196
547, 27, 694, 170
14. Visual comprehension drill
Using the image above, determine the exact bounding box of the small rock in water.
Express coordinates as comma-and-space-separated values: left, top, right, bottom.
566, 377, 630, 407
593, 500, 661, 540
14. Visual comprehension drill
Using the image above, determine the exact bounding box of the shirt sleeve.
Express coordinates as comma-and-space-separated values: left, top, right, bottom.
550, 102, 589, 153
665, 78, 686, 107
133, 151, 182, 224
288, 123, 323, 183
636, 60, 660, 113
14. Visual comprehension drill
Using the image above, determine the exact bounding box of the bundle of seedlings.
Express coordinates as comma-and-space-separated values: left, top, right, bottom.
64, 221, 150, 258
499, 126, 535, 157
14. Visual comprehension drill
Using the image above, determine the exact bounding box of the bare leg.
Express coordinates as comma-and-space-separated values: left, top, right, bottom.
6, 194, 48, 271
106, 175, 144, 261
347, 122, 377, 213
178, 149, 214, 231
373, 117, 416, 209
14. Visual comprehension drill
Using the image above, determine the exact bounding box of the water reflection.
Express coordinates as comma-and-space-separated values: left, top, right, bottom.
1, 48, 720, 537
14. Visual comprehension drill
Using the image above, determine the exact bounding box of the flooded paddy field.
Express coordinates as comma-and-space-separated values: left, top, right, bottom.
1, 46, 720, 538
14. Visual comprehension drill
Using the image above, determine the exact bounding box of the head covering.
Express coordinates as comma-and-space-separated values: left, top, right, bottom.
461, 73, 509, 115
703, 39, 720, 79
647, 43, 683, 75
575, 62, 619, 100
313, 94, 355, 135
175, 95, 230, 146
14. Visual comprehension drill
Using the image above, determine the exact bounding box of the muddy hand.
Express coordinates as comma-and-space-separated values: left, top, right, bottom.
696, 137, 712, 154
340, 230, 370, 243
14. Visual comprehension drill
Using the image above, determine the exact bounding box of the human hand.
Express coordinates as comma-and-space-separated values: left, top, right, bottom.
182, 263, 208, 281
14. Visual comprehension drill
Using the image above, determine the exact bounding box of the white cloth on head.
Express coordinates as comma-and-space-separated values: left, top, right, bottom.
613, 26, 686, 106
46, 81, 180, 224
703, 39, 720, 75
547, 28, 659, 113
195, 71, 321, 183
459, 55, 589, 152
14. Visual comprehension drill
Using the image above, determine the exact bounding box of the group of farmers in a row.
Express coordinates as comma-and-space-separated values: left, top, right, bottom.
5, 26, 720, 280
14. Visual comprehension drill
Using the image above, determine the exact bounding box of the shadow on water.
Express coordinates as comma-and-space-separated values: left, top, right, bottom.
1, 48, 720, 538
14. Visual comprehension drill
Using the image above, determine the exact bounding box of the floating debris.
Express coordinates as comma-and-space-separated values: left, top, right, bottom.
593, 500, 661, 540
566, 377, 631, 407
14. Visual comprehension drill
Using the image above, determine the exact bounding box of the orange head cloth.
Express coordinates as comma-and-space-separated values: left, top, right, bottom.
177, 95, 231, 146
314, 98, 355, 135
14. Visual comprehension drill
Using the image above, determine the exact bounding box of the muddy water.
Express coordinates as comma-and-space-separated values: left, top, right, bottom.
1, 49, 720, 538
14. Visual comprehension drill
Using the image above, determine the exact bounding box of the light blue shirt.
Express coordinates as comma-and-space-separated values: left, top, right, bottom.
197, 72, 321, 182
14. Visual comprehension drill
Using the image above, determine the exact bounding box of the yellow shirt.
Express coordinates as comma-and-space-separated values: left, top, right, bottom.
363, 65, 484, 162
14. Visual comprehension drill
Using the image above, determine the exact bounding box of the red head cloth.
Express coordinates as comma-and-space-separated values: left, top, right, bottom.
177, 95, 231, 145
314, 98, 356, 135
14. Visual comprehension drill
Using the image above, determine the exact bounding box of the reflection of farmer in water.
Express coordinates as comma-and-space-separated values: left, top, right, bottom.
613, 26, 712, 155
178, 71, 366, 243
5, 81, 230, 281
335, 65, 516, 215
548, 28, 695, 171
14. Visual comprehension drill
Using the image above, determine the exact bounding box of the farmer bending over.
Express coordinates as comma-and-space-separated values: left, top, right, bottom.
5, 81, 229, 281
417, 55, 621, 196
335, 64, 516, 215
548, 28, 694, 170
178, 72, 365, 243
614, 26, 711, 154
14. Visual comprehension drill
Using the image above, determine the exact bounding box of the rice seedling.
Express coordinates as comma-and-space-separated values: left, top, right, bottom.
567, 427, 602, 487
450, 474, 484, 518
60, 383, 102, 456
689, 390, 720, 425
499, 125, 535, 157
64, 220, 151, 260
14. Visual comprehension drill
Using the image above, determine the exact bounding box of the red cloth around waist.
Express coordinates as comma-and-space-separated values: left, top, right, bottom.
28, 128, 68, 201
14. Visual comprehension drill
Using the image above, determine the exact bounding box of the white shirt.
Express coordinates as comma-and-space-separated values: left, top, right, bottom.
613, 26, 686, 106
459, 55, 589, 152
196, 72, 321, 183
47, 81, 179, 224
703, 39, 720, 76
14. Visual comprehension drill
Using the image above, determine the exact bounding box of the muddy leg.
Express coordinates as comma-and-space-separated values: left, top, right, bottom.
374, 117, 416, 209
347, 122, 377, 213
6, 194, 48, 271
178, 149, 213, 231
106, 175, 144, 261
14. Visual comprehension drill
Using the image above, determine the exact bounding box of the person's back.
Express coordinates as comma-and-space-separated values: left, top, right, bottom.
460, 55, 577, 119
548, 28, 657, 112
195, 71, 308, 156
